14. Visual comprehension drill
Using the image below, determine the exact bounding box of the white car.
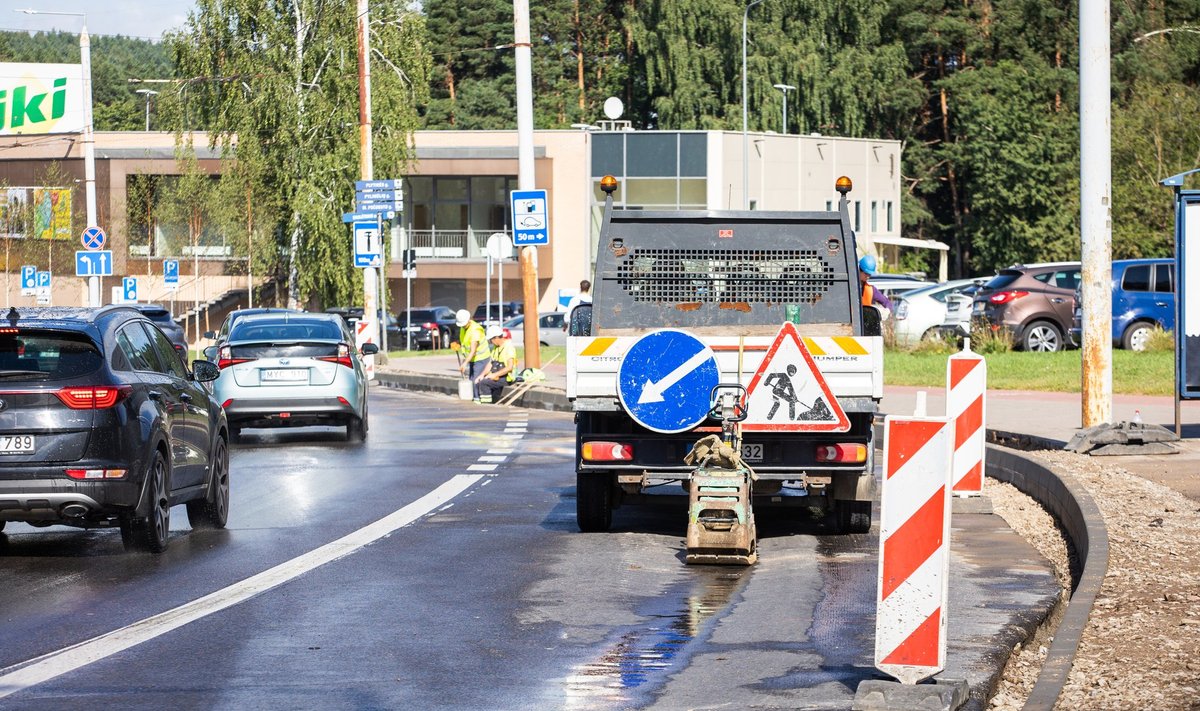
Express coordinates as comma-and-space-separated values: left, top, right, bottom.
869, 275, 937, 301
892, 278, 986, 348
502, 312, 567, 347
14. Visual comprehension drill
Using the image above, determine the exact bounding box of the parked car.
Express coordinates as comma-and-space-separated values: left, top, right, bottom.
325, 307, 404, 348
473, 301, 523, 327
869, 274, 937, 301
972, 262, 1081, 352
891, 278, 987, 348
398, 306, 458, 350
503, 312, 567, 348
0, 306, 228, 553
127, 304, 188, 358
212, 312, 377, 442
1069, 258, 1174, 351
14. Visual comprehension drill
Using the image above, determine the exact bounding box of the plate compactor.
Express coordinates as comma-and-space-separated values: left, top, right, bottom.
684, 384, 757, 565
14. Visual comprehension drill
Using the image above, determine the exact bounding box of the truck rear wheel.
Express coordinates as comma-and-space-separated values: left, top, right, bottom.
576, 472, 613, 532
832, 500, 872, 534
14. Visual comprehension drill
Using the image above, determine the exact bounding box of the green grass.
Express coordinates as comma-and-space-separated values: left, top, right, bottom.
884, 348, 1174, 395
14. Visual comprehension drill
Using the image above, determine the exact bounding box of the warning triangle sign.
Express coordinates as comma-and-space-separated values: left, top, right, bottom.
742, 322, 850, 432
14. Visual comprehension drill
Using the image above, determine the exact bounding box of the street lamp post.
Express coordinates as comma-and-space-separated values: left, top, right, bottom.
742, 0, 764, 210
16, 8, 98, 305
772, 83, 796, 134
136, 89, 158, 131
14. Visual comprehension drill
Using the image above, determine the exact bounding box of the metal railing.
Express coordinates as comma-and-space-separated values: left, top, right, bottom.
405, 228, 513, 260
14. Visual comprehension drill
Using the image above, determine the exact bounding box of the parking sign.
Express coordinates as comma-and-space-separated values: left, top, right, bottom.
122, 277, 138, 303
20, 265, 36, 295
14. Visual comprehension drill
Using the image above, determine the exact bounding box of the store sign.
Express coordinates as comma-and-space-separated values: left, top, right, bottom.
0, 63, 86, 136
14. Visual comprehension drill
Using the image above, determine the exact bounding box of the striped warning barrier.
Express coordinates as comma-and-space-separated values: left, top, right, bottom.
875, 414, 953, 685
947, 342, 986, 496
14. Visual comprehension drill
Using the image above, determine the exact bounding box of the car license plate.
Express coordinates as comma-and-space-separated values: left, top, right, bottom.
263, 369, 308, 382
741, 443, 763, 463
0, 434, 34, 454
973, 301, 985, 314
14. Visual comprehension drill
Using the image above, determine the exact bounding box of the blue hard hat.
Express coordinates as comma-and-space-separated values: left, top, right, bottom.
858, 254, 878, 275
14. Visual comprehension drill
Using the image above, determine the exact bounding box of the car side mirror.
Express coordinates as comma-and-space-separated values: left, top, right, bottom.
203, 345, 218, 361
569, 303, 593, 337
203, 330, 216, 340
192, 359, 220, 383
862, 305, 883, 337
361, 343, 380, 355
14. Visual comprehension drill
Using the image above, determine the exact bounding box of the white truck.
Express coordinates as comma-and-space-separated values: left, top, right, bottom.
566, 176, 883, 549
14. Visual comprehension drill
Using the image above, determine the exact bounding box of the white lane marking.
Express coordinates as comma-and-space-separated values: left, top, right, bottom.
478, 456, 507, 463
504, 429, 526, 435
467, 464, 498, 472
0, 474, 484, 699
487, 449, 514, 455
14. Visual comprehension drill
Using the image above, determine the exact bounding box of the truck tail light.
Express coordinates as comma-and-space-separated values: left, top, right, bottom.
989, 290, 1028, 305
582, 441, 633, 462
55, 385, 132, 409
217, 345, 254, 369
815, 443, 867, 463
318, 343, 354, 368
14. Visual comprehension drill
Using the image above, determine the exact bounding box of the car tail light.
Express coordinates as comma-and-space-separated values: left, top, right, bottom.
582, 441, 633, 462
318, 343, 354, 368
55, 385, 132, 410
65, 468, 128, 479
422, 322, 436, 330
222, 399, 234, 409
895, 300, 909, 320
815, 443, 868, 463
217, 345, 254, 369
989, 290, 1028, 305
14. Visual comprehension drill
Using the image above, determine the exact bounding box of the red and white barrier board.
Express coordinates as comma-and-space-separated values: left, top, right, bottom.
875, 415, 953, 685
947, 345, 986, 496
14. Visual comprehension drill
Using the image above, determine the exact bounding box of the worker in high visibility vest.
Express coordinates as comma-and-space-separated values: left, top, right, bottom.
455, 309, 492, 402
858, 255, 893, 314
476, 325, 518, 404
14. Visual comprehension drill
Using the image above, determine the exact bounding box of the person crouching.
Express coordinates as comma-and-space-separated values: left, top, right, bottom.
476, 325, 517, 404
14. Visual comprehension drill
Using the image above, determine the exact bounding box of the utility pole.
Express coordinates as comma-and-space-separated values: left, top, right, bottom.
514, 0, 540, 368
356, 0, 382, 373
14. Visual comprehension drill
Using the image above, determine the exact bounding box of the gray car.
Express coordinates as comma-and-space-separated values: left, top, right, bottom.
211, 312, 378, 443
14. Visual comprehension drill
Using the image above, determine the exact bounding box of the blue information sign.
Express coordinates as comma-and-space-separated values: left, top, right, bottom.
616, 329, 720, 433
81, 226, 106, 251
510, 189, 549, 246
163, 259, 179, 285
342, 210, 395, 223
36, 271, 51, 288
20, 265, 36, 290
355, 179, 401, 191
122, 277, 138, 302
75, 250, 113, 277
353, 220, 383, 268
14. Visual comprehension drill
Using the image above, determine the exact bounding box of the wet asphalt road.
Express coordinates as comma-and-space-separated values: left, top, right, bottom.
0, 386, 1057, 710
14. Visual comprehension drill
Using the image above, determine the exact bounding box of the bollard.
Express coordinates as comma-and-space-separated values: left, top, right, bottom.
946, 340, 986, 496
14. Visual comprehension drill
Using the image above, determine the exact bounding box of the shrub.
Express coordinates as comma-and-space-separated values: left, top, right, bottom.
1142, 327, 1175, 353
911, 331, 958, 355
970, 322, 1013, 354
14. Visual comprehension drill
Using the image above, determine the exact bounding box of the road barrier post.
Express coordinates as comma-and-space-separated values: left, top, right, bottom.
947, 340, 986, 496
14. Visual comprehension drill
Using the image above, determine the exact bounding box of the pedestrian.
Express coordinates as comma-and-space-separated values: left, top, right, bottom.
476, 325, 517, 404
564, 278, 592, 330
455, 308, 491, 402
858, 255, 893, 314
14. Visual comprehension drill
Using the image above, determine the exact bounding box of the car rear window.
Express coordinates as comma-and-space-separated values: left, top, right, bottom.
231, 343, 340, 359
406, 310, 437, 321
1122, 265, 1151, 292
984, 271, 1022, 290
0, 330, 103, 380
230, 321, 343, 342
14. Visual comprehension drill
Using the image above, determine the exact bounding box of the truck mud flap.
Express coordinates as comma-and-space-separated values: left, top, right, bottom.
685, 467, 757, 565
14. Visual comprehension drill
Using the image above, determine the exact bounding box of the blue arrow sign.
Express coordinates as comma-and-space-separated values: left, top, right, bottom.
80, 226, 106, 251
355, 202, 402, 214
617, 329, 720, 433
20, 265, 36, 290
356, 179, 401, 191
75, 250, 113, 277
122, 277, 138, 302
163, 259, 179, 284
511, 189, 549, 246
36, 271, 51, 288
343, 210, 395, 223
355, 190, 399, 203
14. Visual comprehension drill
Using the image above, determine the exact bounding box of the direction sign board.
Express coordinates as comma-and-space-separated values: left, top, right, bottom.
616, 329, 720, 433
355, 202, 400, 213
75, 250, 113, 277
80, 226, 106, 251
353, 220, 383, 268
122, 277, 138, 302
20, 265, 36, 295
510, 189, 549, 246
163, 259, 180, 287
355, 179, 401, 191
355, 190, 400, 203
741, 321, 850, 432
342, 210, 395, 223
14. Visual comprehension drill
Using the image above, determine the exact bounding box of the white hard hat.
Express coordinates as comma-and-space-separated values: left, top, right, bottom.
455, 309, 470, 327
485, 325, 504, 340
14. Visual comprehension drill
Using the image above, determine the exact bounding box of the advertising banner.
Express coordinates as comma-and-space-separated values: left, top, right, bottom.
0, 63, 86, 136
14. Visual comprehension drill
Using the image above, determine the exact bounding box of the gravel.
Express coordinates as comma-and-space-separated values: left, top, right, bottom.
982, 450, 1200, 710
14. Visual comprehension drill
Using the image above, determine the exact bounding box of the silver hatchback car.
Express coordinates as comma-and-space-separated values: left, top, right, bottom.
212, 312, 378, 443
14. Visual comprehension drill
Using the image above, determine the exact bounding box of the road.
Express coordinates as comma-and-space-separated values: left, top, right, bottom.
0, 387, 1057, 709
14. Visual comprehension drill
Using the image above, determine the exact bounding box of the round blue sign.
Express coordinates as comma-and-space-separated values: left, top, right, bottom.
617, 329, 720, 434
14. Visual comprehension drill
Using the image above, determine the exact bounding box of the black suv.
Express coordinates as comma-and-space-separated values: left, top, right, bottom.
398, 306, 457, 349
128, 303, 188, 357
0, 306, 229, 553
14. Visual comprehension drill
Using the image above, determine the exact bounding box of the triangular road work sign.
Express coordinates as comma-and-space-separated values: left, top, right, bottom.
742, 321, 850, 432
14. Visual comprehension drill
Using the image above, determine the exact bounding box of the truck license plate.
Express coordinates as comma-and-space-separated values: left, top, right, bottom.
741, 443, 763, 463
0, 434, 34, 453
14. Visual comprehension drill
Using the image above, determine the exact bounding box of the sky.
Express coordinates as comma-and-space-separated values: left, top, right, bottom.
1, 0, 195, 41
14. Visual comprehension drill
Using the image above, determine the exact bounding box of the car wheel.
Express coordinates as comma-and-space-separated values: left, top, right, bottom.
187, 436, 230, 529
831, 500, 872, 534
347, 401, 368, 442
1022, 321, 1063, 352
576, 472, 613, 532
123, 450, 170, 553
1123, 322, 1154, 351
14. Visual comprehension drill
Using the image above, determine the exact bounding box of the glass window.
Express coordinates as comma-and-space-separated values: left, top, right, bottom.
143, 323, 187, 378
1032, 272, 1052, 284
1054, 269, 1081, 290
854, 201, 861, 231
1122, 265, 1151, 292
1155, 263, 1174, 293
118, 324, 162, 373
592, 134, 624, 177
825, 200, 832, 212
470, 176, 510, 230
436, 178, 468, 201
625, 179, 678, 207
887, 201, 894, 231
434, 203, 468, 231
679, 179, 706, 207
408, 177, 432, 202
871, 201, 878, 231
593, 179, 623, 203
679, 134, 707, 176
0, 331, 102, 379
626, 134, 677, 177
